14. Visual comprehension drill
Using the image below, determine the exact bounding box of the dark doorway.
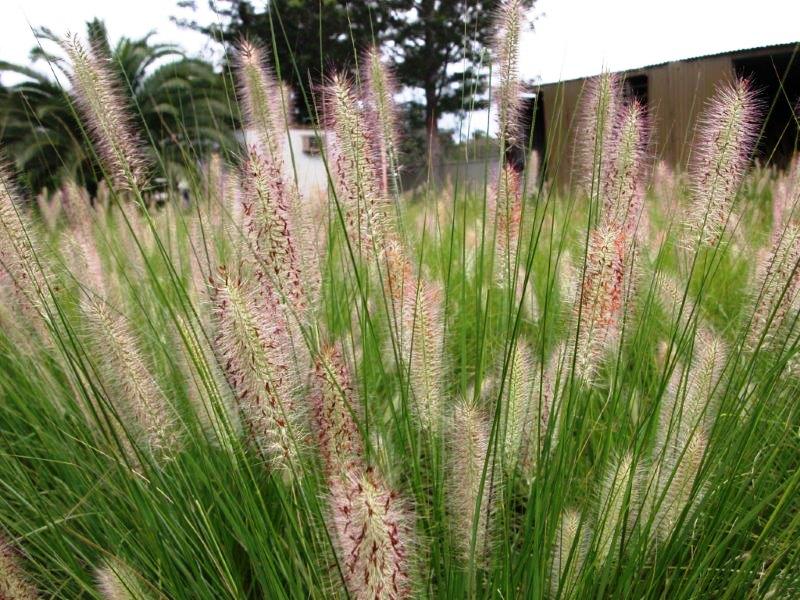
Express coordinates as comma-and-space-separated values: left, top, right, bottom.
734, 49, 800, 167
508, 92, 546, 179
622, 74, 649, 109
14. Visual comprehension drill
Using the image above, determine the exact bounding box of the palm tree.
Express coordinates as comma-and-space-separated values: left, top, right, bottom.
0, 19, 238, 194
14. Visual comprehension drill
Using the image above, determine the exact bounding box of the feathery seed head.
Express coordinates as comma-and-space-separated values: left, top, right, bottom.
500, 341, 535, 469
656, 272, 696, 329
747, 223, 800, 351
324, 73, 390, 258
401, 277, 445, 432
515, 265, 540, 322
82, 296, 181, 457
578, 72, 621, 196
236, 40, 288, 163
329, 469, 415, 599
558, 250, 580, 307
210, 266, 306, 473
240, 147, 313, 319
687, 78, 760, 246
574, 224, 627, 384
601, 100, 649, 232
96, 558, 149, 600
174, 314, 239, 450
311, 344, 365, 475
64, 33, 147, 191
651, 430, 708, 543
363, 46, 401, 196
0, 159, 50, 329
382, 237, 414, 313
59, 179, 94, 230
660, 329, 725, 450
550, 510, 588, 599
772, 155, 800, 236
0, 537, 38, 600
489, 165, 523, 288
685, 328, 726, 417
448, 399, 495, 565
493, 0, 524, 146
595, 453, 635, 563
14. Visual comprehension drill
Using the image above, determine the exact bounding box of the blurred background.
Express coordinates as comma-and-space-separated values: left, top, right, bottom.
1, 0, 798, 195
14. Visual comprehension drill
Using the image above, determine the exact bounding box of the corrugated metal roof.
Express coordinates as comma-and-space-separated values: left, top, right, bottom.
533, 41, 800, 88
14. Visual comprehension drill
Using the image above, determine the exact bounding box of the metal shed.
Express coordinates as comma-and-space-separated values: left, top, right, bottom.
523, 43, 800, 187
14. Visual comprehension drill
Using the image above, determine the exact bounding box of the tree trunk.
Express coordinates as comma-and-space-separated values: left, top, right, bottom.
425, 84, 440, 167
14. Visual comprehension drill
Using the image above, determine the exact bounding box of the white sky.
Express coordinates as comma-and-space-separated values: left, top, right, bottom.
1, 0, 799, 131
525, 0, 800, 84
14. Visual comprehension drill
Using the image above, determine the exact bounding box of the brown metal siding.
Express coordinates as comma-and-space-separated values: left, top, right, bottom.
649, 56, 734, 167
538, 55, 736, 187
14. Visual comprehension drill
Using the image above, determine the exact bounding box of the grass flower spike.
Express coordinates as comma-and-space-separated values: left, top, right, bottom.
574, 224, 626, 384
0, 537, 37, 600
235, 40, 289, 163
64, 34, 147, 191
493, 0, 524, 146
401, 276, 445, 432
578, 72, 621, 197
363, 46, 401, 197
311, 344, 364, 474
0, 159, 50, 329
601, 100, 648, 233
490, 165, 523, 289
594, 453, 634, 563
325, 74, 390, 259
240, 148, 314, 319
330, 470, 414, 599
550, 510, 588, 598
82, 295, 182, 457
686, 79, 759, 246
96, 558, 151, 600
448, 399, 495, 564
211, 266, 306, 474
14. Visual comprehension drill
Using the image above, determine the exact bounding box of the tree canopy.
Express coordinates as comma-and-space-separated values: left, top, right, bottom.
0, 19, 238, 193
175, 0, 535, 155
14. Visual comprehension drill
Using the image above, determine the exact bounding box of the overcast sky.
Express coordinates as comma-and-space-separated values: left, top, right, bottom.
1, 0, 798, 126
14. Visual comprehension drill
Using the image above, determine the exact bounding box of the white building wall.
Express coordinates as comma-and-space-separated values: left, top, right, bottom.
243, 128, 329, 200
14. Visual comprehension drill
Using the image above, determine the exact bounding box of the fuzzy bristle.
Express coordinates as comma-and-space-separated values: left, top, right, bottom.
235, 39, 320, 320
493, 0, 524, 146
650, 430, 708, 543
601, 100, 649, 233
240, 148, 316, 320
82, 295, 182, 457
643, 332, 722, 543
573, 225, 626, 384
63, 34, 147, 191
329, 469, 414, 599
311, 344, 365, 474
401, 276, 445, 432
210, 266, 306, 474
448, 399, 495, 564
363, 46, 401, 197
686, 78, 760, 246
95, 558, 149, 600
489, 165, 523, 289
747, 223, 800, 352
550, 509, 588, 598
324, 73, 390, 259
0, 160, 50, 331
594, 453, 635, 563
577, 72, 621, 197
236, 40, 290, 163
0, 537, 38, 600
500, 341, 535, 469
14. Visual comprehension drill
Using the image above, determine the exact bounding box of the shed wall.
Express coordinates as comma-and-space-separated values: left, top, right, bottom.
538, 55, 735, 188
